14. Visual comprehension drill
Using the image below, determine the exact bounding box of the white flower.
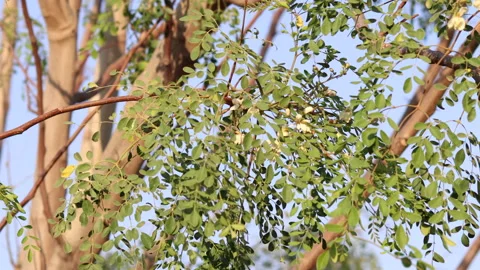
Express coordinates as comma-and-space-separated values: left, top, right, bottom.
325, 89, 337, 97
266, 139, 281, 155
295, 114, 303, 122
475, 0, 480, 10
280, 126, 290, 137
285, 108, 291, 116
304, 106, 314, 114
447, 16, 466, 31
230, 98, 243, 111
247, 107, 259, 114
296, 122, 311, 133
234, 132, 244, 145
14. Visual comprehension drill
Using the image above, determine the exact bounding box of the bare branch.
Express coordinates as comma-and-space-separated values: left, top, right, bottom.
0, 96, 141, 141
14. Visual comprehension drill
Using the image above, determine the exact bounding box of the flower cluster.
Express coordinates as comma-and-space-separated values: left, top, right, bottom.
294, 106, 315, 133
475, 0, 480, 10
447, 11, 466, 30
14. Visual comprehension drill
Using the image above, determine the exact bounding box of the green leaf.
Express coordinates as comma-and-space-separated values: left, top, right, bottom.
403, 78, 412, 93
387, 117, 399, 131
395, 225, 408, 250
361, 128, 377, 147
428, 211, 444, 224
190, 45, 200, 60
141, 233, 154, 250
454, 149, 466, 168
64, 242, 72, 254
102, 240, 114, 252
316, 250, 330, 270
433, 252, 444, 263
221, 61, 230, 77
243, 133, 253, 149
401, 257, 412, 267
89, 131, 100, 144
165, 216, 177, 234
449, 210, 469, 221
424, 181, 438, 198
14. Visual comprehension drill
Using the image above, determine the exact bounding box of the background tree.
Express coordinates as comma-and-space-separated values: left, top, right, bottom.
2, 0, 480, 270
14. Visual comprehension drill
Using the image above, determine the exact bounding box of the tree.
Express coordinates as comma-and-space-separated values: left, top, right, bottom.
2, 0, 480, 269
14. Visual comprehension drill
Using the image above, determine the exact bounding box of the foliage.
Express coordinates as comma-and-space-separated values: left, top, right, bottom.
4, 0, 480, 269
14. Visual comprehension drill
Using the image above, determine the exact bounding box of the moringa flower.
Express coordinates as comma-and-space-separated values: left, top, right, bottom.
296, 122, 311, 133
304, 106, 314, 114
474, 0, 480, 10
285, 108, 291, 116
325, 89, 337, 97
447, 15, 466, 31
230, 98, 243, 111
296, 15, 304, 28
234, 132, 244, 145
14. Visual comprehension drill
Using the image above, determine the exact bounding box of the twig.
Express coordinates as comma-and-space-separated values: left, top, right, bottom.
72, 22, 165, 103
208, 7, 264, 89
0, 95, 141, 140
258, 9, 284, 60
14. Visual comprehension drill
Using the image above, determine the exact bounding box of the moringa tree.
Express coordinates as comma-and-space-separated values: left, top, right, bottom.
2, 0, 480, 269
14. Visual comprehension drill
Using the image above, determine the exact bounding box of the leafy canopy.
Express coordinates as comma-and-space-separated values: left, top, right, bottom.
3, 0, 480, 269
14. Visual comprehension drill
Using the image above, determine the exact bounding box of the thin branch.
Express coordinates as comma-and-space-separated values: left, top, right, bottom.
258, 8, 284, 60
0, 95, 141, 141
457, 234, 480, 270
208, 7, 265, 90
72, 22, 165, 103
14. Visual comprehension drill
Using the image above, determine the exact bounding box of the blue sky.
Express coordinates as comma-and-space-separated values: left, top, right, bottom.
1, 1, 480, 269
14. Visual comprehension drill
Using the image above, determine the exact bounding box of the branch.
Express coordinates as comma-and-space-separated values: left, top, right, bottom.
258, 8, 284, 60
226, 0, 262, 7
457, 234, 480, 270
0, 95, 143, 233
0, 18, 162, 234
72, 22, 165, 103
0, 95, 141, 141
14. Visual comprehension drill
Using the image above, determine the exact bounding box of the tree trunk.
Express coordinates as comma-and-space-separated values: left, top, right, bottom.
18, 1, 79, 269
0, 0, 17, 165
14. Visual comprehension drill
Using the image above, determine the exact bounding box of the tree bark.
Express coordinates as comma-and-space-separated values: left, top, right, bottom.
0, 0, 17, 165
18, 1, 78, 269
